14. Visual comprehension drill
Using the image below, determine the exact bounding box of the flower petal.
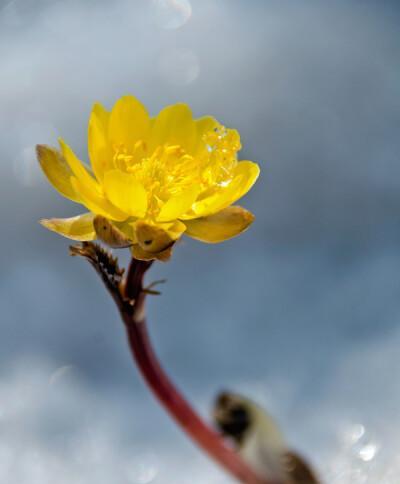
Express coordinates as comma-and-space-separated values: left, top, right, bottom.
193, 115, 220, 155
108, 95, 150, 151
191, 161, 260, 218
103, 170, 148, 217
131, 220, 185, 260
92, 102, 109, 129
88, 103, 112, 181
40, 213, 95, 241
71, 177, 128, 221
93, 216, 133, 248
36, 145, 80, 202
184, 206, 255, 243
134, 220, 185, 253
115, 220, 137, 244
157, 186, 199, 222
59, 138, 100, 193
196, 115, 220, 137
150, 103, 196, 154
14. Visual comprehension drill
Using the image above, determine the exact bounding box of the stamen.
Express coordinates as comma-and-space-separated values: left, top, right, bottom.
111, 126, 241, 220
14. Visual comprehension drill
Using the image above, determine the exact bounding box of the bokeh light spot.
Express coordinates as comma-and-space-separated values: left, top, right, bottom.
158, 47, 199, 86
151, 0, 192, 30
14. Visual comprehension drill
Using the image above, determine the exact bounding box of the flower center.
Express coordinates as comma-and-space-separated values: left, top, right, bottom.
111, 126, 241, 218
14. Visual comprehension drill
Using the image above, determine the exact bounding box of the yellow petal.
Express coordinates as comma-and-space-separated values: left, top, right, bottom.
93, 216, 133, 248
157, 186, 199, 222
71, 177, 128, 221
36, 145, 80, 202
150, 103, 196, 154
59, 138, 100, 194
115, 220, 138, 244
162, 219, 187, 240
184, 206, 255, 243
134, 220, 185, 253
40, 213, 95, 241
196, 115, 220, 137
92, 102, 109, 129
108, 95, 150, 151
194, 115, 220, 153
88, 103, 112, 181
191, 161, 260, 217
103, 170, 147, 217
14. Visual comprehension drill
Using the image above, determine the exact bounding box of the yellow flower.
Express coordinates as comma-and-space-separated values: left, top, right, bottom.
37, 95, 260, 261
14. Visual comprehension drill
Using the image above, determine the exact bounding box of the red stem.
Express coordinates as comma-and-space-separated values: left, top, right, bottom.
119, 259, 275, 484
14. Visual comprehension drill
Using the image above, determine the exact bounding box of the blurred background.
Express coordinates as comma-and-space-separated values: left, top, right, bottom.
1, 0, 400, 482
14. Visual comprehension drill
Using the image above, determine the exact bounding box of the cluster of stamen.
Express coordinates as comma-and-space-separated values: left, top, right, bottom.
111, 126, 241, 219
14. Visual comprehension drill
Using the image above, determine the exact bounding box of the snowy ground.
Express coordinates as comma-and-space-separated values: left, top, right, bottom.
1, 335, 400, 484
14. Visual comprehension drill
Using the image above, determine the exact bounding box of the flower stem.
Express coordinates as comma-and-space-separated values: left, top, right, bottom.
70, 244, 277, 484
121, 258, 276, 484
